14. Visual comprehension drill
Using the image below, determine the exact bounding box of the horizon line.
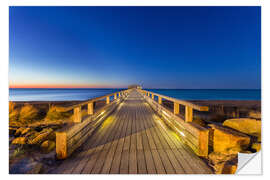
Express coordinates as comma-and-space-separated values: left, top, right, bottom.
9, 87, 261, 90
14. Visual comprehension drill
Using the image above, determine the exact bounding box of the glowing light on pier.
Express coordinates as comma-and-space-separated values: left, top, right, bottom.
162, 110, 170, 117
176, 129, 186, 137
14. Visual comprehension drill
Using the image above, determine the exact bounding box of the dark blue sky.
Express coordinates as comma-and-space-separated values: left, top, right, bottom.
9, 6, 261, 89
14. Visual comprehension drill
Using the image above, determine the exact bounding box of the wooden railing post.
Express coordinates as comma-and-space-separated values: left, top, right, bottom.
114, 93, 117, 100
118, 92, 121, 97
185, 106, 193, 122
158, 96, 162, 104
74, 106, 81, 123
88, 102, 94, 115
56, 132, 67, 159
106, 96, 110, 104
174, 102, 179, 114
152, 93, 154, 99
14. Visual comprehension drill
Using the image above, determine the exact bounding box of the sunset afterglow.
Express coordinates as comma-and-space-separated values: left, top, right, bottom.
9, 7, 261, 89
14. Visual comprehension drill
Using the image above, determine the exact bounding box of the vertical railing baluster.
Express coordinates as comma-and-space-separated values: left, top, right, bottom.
88, 102, 94, 115
158, 96, 162, 104
106, 96, 110, 104
74, 106, 81, 123
185, 106, 193, 122
174, 102, 179, 114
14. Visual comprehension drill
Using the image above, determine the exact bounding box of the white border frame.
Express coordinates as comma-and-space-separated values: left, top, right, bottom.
1, 0, 268, 179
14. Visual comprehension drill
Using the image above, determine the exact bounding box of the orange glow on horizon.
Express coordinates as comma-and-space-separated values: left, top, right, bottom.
9, 83, 124, 89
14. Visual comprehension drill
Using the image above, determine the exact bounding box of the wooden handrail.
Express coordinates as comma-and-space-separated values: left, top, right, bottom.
64, 89, 130, 112
139, 89, 209, 111
59, 89, 131, 123
139, 89, 209, 124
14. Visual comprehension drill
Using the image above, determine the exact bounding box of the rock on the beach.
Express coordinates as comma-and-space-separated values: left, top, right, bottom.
208, 152, 238, 174
209, 152, 237, 165
209, 124, 250, 154
40, 140, 56, 153
27, 128, 54, 145
240, 150, 253, 154
9, 127, 17, 135
12, 137, 27, 145
251, 143, 261, 152
21, 128, 31, 135
14, 127, 33, 137
48, 132, 56, 141
248, 111, 261, 119
24, 130, 39, 140
14, 127, 25, 136
222, 162, 238, 174
223, 118, 261, 139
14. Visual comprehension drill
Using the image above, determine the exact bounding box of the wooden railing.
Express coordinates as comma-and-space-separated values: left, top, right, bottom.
56, 89, 130, 159
138, 89, 210, 157
140, 90, 209, 122
61, 90, 130, 123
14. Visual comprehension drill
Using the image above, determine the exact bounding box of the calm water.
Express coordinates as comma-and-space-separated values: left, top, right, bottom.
9, 88, 261, 101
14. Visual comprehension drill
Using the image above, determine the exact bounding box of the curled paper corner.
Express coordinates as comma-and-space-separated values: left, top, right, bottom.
236, 151, 262, 174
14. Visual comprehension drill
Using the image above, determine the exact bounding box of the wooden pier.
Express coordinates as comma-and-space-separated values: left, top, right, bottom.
52, 89, 213, 174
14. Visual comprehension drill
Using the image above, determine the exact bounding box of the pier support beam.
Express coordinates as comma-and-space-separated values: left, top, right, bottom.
106, 96, 110, 104
174, 102, 179, 114
185, 106, 193, 122
152, 93, 154, 100
74, 106, 82, 123
114, 94, 117, 100
158, 96, 162, 104
56, 132, 67, 159
118, 92, 121, 97
88, 102, 94, 115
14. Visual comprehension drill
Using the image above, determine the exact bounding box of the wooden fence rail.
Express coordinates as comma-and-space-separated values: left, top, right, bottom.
139, 89, 210, 157
139, 90, 209, 122
66, 90, 130, 123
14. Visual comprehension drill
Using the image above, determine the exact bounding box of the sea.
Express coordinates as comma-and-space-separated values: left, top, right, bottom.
9, 88, 261, 102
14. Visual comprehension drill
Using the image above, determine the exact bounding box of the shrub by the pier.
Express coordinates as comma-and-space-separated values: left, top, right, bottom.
45, 105, 72, 121
19, 104, 41, 123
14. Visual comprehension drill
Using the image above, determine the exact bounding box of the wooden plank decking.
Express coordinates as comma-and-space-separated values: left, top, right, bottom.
52, 90, 213, 174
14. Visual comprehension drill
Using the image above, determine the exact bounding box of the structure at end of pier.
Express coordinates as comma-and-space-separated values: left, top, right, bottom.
128, 84, 142, 89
